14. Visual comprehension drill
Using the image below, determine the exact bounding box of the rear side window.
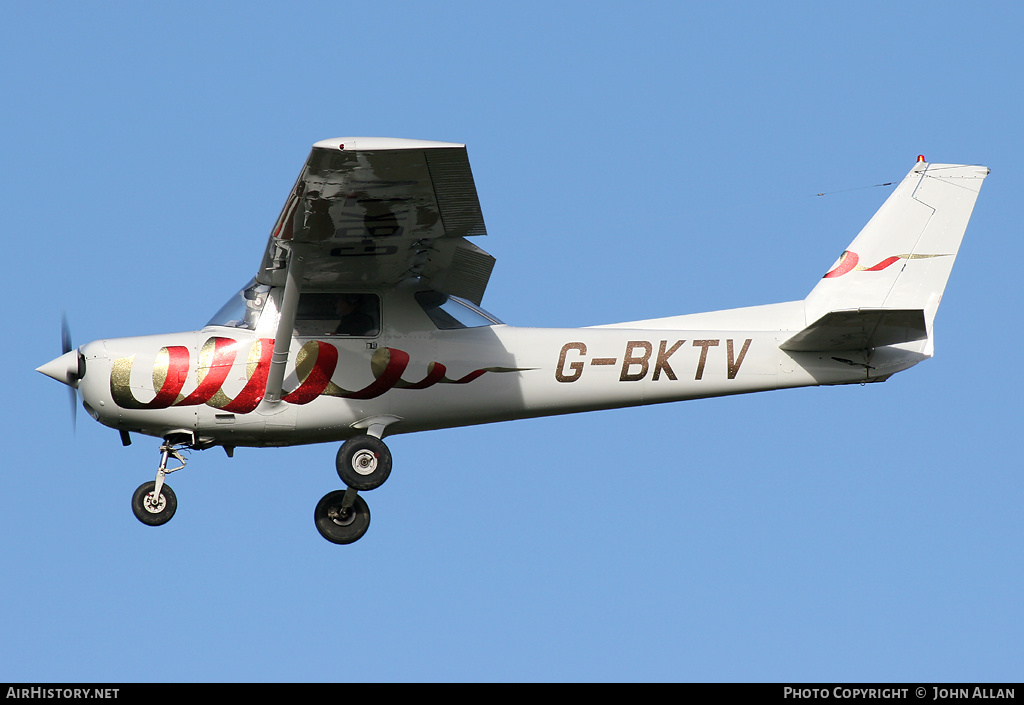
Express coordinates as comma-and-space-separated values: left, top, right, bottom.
415, 291, 502, 330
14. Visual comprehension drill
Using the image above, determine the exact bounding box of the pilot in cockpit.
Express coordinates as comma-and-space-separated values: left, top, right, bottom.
333, 294, 375, 336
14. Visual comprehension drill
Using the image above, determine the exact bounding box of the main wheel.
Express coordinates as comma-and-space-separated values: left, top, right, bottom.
314, 490, 371, 544
131, 481, 177, 526
336, 436, 392, 491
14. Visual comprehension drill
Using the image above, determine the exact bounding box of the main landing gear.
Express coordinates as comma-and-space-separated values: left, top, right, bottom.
128, 432, 392, 545
131, 439, 188, 527
313, 435, 393, 544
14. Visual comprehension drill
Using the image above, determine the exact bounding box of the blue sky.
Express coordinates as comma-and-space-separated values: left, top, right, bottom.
3, 1, 1021, 682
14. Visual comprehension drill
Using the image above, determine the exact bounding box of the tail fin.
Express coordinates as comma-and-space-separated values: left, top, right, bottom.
796, 159, 988, 353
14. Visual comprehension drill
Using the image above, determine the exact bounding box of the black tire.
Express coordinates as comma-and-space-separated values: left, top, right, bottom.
336, 436, 392, 491
131, 481, 177, 526
314, 490, 371, 544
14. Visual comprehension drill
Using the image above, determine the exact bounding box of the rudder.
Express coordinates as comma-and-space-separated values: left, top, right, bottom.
802, 160, 989, 348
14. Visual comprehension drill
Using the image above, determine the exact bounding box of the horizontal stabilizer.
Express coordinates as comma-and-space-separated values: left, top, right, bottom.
781, 309, 927, 352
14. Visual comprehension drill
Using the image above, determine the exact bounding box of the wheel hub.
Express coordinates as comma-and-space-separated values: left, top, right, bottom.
352, 450, 378, 476
328, 504, 356, 527
143, 492, 166, 514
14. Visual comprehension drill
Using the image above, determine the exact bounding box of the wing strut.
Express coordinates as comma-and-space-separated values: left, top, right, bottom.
264, 245, 306, 404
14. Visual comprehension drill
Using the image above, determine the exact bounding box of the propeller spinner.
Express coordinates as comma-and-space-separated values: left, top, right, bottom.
36, 314, 86, 428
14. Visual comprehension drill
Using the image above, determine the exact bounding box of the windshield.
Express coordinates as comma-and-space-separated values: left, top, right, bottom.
415, 291, 502, 330
206, 279, 271, 330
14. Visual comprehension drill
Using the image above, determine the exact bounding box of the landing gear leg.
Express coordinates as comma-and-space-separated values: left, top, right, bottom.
131, 440, 187, 527
316, 424, 397, 544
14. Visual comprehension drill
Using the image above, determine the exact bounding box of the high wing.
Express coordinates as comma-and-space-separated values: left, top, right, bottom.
256, 137, 494, 305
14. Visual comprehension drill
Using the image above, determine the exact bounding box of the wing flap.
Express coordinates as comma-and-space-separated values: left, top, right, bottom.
427, 239, 496, 305
423, 147, 487, 239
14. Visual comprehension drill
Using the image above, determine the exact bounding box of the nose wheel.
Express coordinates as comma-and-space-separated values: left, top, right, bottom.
131, 439, 188, 527
132, 480, 177, 526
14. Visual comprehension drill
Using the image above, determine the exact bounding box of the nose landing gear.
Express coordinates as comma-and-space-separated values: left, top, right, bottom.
131, 440, 188, 527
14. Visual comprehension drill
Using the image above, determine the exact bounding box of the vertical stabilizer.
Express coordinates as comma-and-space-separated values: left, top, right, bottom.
803, 161, 988, 345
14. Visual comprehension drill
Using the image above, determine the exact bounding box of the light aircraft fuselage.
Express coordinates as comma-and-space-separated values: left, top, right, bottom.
73, 297, 914, 447
36, 138, 989, 543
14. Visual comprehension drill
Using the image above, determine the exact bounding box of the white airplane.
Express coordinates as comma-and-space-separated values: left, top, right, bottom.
37, 138, 989, 544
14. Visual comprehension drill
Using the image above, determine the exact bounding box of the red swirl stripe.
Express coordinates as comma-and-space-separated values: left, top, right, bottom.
111, 339, 519, 412
824, 251, 903, 278
282, 341, 338, 405
395, 361, 448, 390
220, 339, 274, 413
823, 251, 859, 278
177, 337, 237, 406
342, 348, 410, 400
148, 346, 191, 408
861, 255, 901, 271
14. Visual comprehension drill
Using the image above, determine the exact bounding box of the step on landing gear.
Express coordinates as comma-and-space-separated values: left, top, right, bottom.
131, 440, 188, 527
314, 432, 392, 544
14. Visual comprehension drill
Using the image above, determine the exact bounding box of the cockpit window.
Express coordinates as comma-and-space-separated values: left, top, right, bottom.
415, 291, 502, 330
206, 279, 271, 330
295, 293, 381, 337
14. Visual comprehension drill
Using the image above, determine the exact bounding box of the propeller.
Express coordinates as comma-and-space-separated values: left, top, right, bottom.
37, 313, 88, 429
60, 313, 85, 430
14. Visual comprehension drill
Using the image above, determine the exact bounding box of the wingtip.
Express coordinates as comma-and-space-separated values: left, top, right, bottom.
313, 137, 466, 151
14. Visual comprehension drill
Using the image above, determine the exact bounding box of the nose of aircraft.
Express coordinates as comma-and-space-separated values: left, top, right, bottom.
36, 349, 85, 387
